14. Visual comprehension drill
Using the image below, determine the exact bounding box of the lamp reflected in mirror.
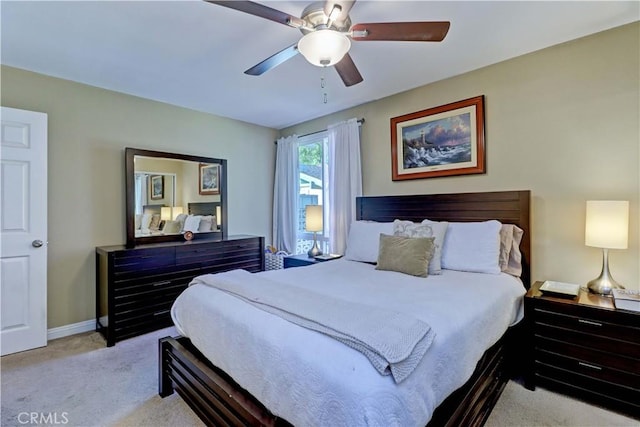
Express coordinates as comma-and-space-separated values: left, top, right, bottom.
161, 206, 183, 221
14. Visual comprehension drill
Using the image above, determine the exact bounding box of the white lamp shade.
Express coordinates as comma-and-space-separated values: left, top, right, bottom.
160, 207, 173, 221
172, 206, 184, 219
216, 205, 222, 225
585, 200, 629, 249
305, 205, 323, 232
297, 30, 351, 67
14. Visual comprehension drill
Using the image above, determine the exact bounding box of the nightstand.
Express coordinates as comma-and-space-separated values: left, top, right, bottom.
283, 253, 341, 269
524, 281, 640, 418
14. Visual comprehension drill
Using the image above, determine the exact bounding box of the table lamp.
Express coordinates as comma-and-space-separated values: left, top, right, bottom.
160, 207, 172, 221
305, 205, 323, 257
585, 200, 629, 295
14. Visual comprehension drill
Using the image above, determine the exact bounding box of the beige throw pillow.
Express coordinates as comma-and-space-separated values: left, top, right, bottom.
375, 234, 435, 278
393, 219, 448, 275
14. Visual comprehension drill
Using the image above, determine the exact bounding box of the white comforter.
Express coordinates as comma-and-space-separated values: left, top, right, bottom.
171, 259, 525, 427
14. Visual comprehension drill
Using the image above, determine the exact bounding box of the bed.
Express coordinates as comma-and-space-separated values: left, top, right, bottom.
159, 190, 531, 426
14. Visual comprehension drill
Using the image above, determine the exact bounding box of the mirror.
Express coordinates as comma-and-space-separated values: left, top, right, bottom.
125, 148, 228, 247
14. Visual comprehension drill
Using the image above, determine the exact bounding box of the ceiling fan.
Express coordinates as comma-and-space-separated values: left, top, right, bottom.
206, 1, 450, 87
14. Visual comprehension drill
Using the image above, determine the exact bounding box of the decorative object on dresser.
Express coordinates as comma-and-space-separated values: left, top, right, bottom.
585, 200, 629, 295
95, 235, 264, 346
525, 281, 640, 418
305, 204, 323, 257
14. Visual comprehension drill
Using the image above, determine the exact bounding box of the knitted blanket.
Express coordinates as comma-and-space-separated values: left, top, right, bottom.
191, 269, 435, 383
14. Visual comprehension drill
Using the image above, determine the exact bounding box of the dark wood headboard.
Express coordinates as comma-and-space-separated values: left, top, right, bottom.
188, 202, 221, 217
356, 190, 531, 287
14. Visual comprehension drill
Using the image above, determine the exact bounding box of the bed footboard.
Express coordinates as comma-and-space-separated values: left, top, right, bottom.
159, 330, 515, 427
159, 336, 291, 426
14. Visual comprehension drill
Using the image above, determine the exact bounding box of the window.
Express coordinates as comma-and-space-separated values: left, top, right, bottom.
296, 132, 329, 254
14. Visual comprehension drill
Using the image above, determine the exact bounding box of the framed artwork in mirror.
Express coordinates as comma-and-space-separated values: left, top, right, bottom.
150, 175, 164, 199
199, 163, 220, 195
391, 95, 485, 180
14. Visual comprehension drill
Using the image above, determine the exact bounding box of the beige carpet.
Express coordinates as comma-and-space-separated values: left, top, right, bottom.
1, 327, 637, 427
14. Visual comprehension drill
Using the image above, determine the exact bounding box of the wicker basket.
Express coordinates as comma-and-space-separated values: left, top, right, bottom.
265, 251, 289, 270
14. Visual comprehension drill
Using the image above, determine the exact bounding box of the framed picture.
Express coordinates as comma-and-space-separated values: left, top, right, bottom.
150, 175, 164, 200
199, 163, 220, 195
391, 95, 485, 180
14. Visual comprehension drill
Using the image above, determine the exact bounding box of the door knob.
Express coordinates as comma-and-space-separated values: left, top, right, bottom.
32, 240, 44, 248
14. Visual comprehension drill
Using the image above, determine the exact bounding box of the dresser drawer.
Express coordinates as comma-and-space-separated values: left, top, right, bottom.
113, 247, 176, 272
113, 269, 198, 292
175, 238, 261, 265
534, 307, 638, 343
114, 277, 190, 305
536, 346, 640, 389
113, 297, 178, 325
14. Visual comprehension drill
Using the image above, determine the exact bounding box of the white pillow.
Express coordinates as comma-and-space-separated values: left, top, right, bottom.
198, 215, 214, 232
344, 221, 395, 263
140, 214, 152, 232
393, 219, 449, 275
441, 220, 502, 274
183, 215, 202, 233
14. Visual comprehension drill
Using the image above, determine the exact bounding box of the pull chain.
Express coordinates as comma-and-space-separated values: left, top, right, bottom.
320, 70, 328, 104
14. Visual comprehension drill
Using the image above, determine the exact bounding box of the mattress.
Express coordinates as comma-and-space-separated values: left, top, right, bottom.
171, 259, 525, 426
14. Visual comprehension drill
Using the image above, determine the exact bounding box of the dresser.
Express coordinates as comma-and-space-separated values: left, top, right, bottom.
524, 281, 640, 418
96, 235, 264, 346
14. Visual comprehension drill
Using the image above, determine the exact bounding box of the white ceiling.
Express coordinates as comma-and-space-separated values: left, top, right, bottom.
2, 1, 638, 129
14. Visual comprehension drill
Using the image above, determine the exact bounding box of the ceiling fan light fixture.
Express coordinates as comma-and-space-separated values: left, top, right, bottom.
297, 29, 351, 67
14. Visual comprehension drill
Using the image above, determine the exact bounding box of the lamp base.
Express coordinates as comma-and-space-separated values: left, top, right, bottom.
587, 248, 624, 295
307, 235, 323, 258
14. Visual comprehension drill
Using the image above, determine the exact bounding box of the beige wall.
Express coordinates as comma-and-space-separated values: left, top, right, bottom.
1, 66, 278, 328
281, 22, 640, 290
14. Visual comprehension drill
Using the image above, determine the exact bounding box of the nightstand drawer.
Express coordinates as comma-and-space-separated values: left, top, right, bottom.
534, 323, 640, 360
534, 307, 638, 342
536, 347, 640, 389
535, 363, 640, 413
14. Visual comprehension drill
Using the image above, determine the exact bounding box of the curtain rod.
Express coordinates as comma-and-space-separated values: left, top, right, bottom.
274, 118, 365, 144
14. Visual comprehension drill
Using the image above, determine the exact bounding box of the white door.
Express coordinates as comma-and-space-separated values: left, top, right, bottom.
0, 106, 48, 356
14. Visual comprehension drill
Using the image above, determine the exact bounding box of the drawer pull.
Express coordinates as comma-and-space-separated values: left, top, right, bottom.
154, 310, 171, 317
153, 281, 172, 287
578, 319, 602, 327
578, 362, 602, 371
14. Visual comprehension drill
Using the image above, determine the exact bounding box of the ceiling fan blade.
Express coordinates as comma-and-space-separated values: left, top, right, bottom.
244, 44, 299, 76
350, 22, 450, 42
205, 1, 304, 28
334, 53, 363, 87
324, 0, 356, 26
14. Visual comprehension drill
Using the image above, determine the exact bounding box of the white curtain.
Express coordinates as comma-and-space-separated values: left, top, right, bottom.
135, 174, 147, 215
272, 135, 299, 253
327, 118, 362, 254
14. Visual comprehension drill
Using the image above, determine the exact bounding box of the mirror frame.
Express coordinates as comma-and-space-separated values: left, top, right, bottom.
125, 147, 228, 247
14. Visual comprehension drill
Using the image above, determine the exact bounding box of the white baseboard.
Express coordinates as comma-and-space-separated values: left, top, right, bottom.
47, 319, 95, 341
